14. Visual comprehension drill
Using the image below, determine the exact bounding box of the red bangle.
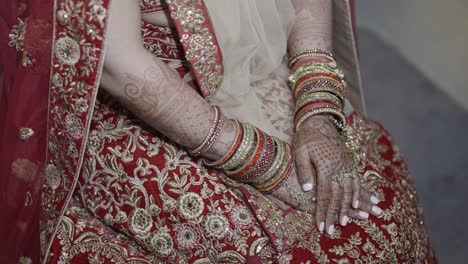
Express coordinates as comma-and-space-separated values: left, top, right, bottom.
238, 132, 275, 183
295, 101, 339, 119
204, 120, 243, 167
293, 73, 345, 95
294, 102, 340, 126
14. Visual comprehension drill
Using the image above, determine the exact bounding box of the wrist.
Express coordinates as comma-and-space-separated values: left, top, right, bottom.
203, 118, 237, 161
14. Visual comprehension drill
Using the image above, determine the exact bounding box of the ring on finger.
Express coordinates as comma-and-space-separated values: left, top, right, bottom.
332, 170, 353, 187
285, 182, 316, 207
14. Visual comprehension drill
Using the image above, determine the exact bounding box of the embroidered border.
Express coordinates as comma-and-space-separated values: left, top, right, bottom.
41, 0, 112, 261
165, 0, 224, 101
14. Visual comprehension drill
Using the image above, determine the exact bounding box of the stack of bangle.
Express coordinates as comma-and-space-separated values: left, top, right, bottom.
288, 48, 347, 132
290, 48, 359, 176
288, 48, 335, 68
204, 122, 294, 193
189, 106, 225, 157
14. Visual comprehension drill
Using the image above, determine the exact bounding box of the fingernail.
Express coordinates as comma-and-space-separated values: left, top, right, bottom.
370, 195, 380, 204
302, 183, 314, 192
372, 206, 382, 215
353, 200, 359, 209
359, 211, 369, 219
341, 216, 349, 226
328, 225, 334, 236
319, 222, 325, 233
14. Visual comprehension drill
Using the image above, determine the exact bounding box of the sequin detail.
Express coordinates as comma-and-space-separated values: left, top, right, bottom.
147, 228, 174, 257
128, 208, 153, 236
55, 37, 81, 65
19, 128, 34, 140
204, 214, 229, 239
176, 192, 204, 220
166, 0, 224, 101
175, 223, 200, 250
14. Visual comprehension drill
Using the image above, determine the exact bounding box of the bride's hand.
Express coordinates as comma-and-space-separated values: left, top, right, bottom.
269, 164, 317, 213
293, 115, 382, 235
268, 155, 383, 235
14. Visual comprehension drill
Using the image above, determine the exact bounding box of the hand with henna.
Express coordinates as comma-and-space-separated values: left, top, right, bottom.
293, 115, 382, 235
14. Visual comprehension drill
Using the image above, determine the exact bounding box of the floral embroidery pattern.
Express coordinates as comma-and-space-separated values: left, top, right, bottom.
41, 0, 112, 260
204, 214, 230, 240
128, 208, 154, 236
147, 228, 174, 257
8, 18, 36, 67
174, 223, 200, 250
176, 192, 205, 220
140, 0, 167, 14
48, 199, 160, 263
141, 22, 182, 61
74, 93, 272, 262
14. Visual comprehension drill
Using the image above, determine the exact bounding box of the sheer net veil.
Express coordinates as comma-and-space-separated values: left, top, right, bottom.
205, 0, 296, 142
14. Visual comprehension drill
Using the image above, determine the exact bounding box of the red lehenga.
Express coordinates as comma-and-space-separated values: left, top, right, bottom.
0, 0, 437, 263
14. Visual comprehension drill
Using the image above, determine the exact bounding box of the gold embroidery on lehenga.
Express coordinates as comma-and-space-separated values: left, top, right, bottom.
55, 201, 161, 263
42, 2, 434, 258
42, 0, 111, 259
141, 23, 182, 60
140, 0, 167, 14
75, 95, 272, 262
165, 0, 223, 101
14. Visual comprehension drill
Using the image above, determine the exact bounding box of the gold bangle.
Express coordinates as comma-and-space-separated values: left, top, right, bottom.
289, 53, 335, 68
289, 61, 337, 79
289, 65, 345, 86
295, 91, 343, 111
295, 107, 347, 132
288, 48, 335, 68
219, 123, 256, 171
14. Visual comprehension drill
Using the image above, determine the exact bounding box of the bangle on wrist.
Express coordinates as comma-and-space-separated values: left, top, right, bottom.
288, 48, 335, 68
203, 120, 243, 167
189, 105, 224, 157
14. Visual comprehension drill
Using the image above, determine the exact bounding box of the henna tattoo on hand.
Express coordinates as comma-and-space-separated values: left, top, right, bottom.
289, 0, 333, 55
107, 55, 236, 159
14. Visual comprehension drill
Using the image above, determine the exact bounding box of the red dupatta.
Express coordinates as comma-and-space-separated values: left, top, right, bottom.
0, 0, 112, 262
0, 0, 53, 262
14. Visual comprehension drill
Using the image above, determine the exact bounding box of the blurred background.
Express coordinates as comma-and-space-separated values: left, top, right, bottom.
356, 1, 468, 263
